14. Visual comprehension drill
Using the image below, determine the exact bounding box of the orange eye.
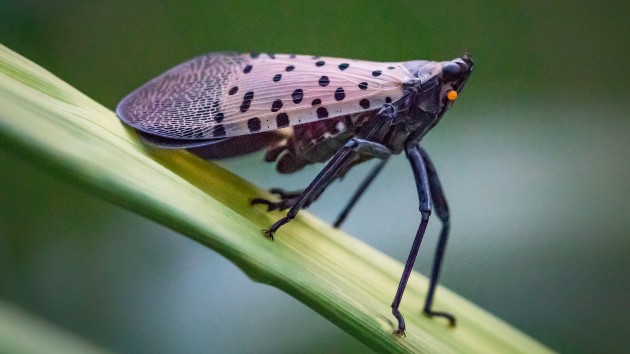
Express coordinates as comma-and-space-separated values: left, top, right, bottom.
447, 90, 458, 101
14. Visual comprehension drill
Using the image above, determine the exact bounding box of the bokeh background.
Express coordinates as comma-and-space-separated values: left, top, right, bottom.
0, 1, 628, 353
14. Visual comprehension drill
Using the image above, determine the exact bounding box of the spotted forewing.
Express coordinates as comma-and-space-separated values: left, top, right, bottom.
117, 52, 414, 140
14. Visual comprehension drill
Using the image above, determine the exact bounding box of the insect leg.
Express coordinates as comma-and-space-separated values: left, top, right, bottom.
263, 138, 391, 239
268, 188, 303, 199
263, 146, 356, 239
251, 188, 304, 211
345, 138, 391, 159
418, 146, 456, 326
333, 158, 388, 228
391, 145, 432, 336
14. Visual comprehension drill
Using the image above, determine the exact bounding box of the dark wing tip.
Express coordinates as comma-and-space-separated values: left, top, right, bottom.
116, 52, 249, 140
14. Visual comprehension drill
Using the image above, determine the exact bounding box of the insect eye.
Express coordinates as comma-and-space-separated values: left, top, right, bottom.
442, 62, 462, 79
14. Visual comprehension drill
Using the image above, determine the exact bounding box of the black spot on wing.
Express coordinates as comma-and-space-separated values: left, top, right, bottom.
292, 89, 304, 104
316, 107, 328, 119
334, 87, 345, 101
271, 99, 283, 112
276, 113, 289, 127
213, 124, 226, 137
318, 76, 329, 87
248, 117, 261, 132
240, 91, 254, 112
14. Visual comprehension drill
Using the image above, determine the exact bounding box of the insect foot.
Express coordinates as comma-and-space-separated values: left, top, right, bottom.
268, 188, 303, 200
251, 188, 301, 211
392, 306, 407, 337
251, 196, 296, 212
261, 229, 275, 240
394, 328, 406, 337
251, 198, 278, 212
423, 310, 457, 327
261, 217, 293, 241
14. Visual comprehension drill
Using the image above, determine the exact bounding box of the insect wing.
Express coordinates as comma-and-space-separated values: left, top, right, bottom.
117, 52, 412, 140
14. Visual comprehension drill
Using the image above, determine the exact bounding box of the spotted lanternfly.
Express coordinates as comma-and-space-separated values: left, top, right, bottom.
117, 52, 474, 336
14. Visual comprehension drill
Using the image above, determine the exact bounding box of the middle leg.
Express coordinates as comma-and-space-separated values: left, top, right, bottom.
333, 158, 388, 228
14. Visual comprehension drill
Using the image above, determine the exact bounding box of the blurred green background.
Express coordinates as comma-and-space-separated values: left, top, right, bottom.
0, 0, 628, 353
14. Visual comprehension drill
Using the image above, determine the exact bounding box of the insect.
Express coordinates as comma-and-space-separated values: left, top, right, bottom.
116, 52, 473, 335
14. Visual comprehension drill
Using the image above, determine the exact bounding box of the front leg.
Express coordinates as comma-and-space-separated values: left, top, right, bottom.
252, 139, 391, 214
255, 138, 392, 240
391, 144, 432, 336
